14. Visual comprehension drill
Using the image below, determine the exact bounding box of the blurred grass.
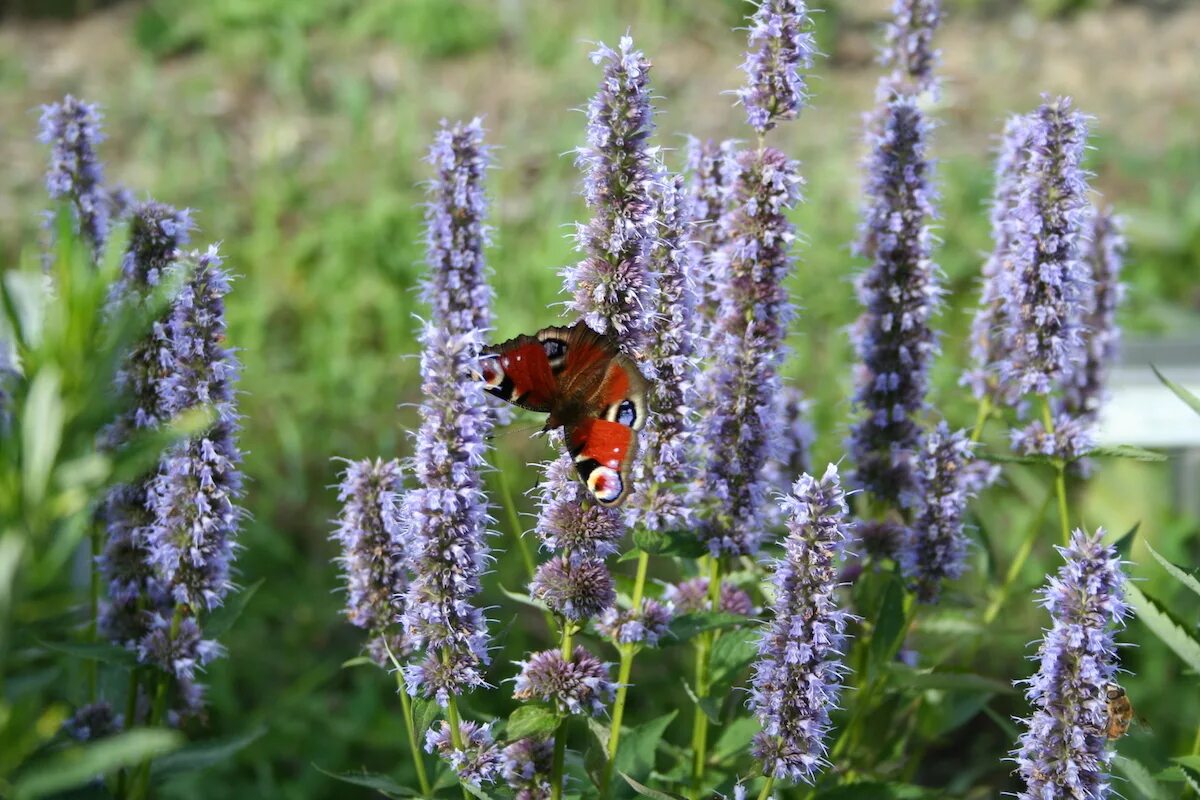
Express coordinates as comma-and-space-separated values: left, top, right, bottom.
1, 0, 1198, 796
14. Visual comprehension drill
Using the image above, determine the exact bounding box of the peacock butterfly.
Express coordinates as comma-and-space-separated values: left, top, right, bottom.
478, 321, 648, 506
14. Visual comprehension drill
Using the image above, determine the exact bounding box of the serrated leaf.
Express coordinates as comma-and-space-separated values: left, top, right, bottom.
507, 705, 561, 740
680, 680, 719, 724
153, 725, 267, 776
1113, 522, 1140, 560
462, 781, 493, 800
1146, 542, 1200, 599
37, 639, 138, 667
204, 578, 264, 638
665, 612, 746, 643
1114, 754, 1168, 800
13, 729, 183, 800
633, 527, 668, 554
314, 766, 421, 798
887, 665, 1014, 695
615, 711, 676, 781
709, 629, 759, 689
711, 716, 759, 763
1086, 445, 1167, 462
412, 697, 441, 739
1176, 759, 1200, 794
1174, 756, 1200, 772
1152, 364, 1200, 416
619, 772, 688, 800
1126, 583, 1200, 673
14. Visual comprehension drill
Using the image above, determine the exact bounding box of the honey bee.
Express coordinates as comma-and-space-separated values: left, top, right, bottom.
1104, 683, 1134, 740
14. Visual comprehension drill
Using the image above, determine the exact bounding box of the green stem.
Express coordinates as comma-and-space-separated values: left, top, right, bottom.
387, 639, 431, 798
550, 626, 574, 800
970, 395, 992, 444
87, 520, 100, 702
983, 491, 1055, 625
131, 605, 185, 800
757, 775, 776, 800
689, 557, 721, 800
441, 647, 471, 800
600, 551, 651, 799
497, 468, 536, 579
116, 668, 141, 797
1041, 399, 1071, 546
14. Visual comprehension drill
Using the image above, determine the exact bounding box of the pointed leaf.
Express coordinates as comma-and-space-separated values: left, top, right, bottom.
13, 729, 182, 800
1126, 583, 1200, 673
615, 711, 676, 781
1145, 542, 1200, 599
869, 576, 908, 670
507, 705, 561, 740
619, 772, 688, 800
1113, 522, 1140, 560
314, 766, 421, 798
1152, 364, 1200, 416
22, 368, 63, 507
680, 680, 719, 724
341, 656, 375, 669
1086, 445, 1167, 462
412, 697, 441, 739
499, 583, 549, 612
37, 639, 138, 668
711, 716, 760, 763
886, 665, 1014, 695
204, 578, 265, 638
708, 629, 759, 689
1114, 754, 1168, 800
153, 725, 267, 776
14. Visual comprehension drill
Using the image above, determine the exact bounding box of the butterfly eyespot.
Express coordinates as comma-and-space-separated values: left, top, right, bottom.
479, 356, 505, 388
611, 399, 638, 428
540, 337, 568, 369
587, 466, 623, 504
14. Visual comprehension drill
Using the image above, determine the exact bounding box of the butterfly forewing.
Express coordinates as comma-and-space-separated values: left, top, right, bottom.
480, 335, 557, 412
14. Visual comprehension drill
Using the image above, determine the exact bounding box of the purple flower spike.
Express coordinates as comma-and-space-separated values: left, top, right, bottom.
698, 146, 803, 556
998, 97, 1093, 399
145, 247, 244, 613
423, 118, 494, 337
596, 598, 673, 647
513, 646, 616, 716
113, 202, 195, 301
878, 0, 943, 101
38, 95, 111, 257
402, 323, 494, 703
63, 702, 121, 742
530, 555, 615, 623
750, 464, 853, 785
564, 35, 658, 356
1066, 208, 1126, 423
533, 455, 623, 562
627, 173, 700, 532
1010, 413, 1094, 463
848, 96, 940, 507
963, 113, 1036, 402
898, 423, 976, 602
664, 577, 756, 617
332, 458, 410, 665
684, 137, 739, 342
738, 0, 816, 134
763, 385, 814, 504
503, 737, 557, 800
1014, 528, 1127, 800
426, 720, 503, 787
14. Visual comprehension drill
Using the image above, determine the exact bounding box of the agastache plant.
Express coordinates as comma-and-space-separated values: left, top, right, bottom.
737, 0, 816, 134
749, 464, 853, 786
38, 95, 113, 258
1065, 208, 1126, 425
1013, 528, 1127, 799
877, 0, 943, 101
684, 136, 739, 340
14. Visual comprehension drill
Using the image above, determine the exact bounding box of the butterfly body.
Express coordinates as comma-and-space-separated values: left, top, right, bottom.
480, 322, 647, 506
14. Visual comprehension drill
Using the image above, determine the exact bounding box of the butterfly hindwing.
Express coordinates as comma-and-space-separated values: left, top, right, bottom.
566, 418, 638, 507
558, 323, 648, 431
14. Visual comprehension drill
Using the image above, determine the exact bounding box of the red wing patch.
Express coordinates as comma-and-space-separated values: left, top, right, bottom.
566, 418, 638, 507
480, 336, 556, 412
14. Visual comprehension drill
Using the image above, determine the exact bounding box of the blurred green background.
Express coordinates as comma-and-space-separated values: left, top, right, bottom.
2, 0, 1198, 797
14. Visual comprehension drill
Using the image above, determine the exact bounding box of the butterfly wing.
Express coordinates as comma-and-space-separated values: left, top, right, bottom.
557, 322, 648, 431
565, 418, 638, 507
479, 334, 559, 413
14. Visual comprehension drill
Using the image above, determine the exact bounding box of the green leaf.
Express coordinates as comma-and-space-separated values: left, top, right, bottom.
1126, 583, 1200, 674
22, 368, 64, 507
1174, 757, 1200, 794
814, 782, 933, 799
461, 781, 494, 800
680, 680, 719, 724
708, 629, 759, 689
619, 772, 689, 800
314, 766, 421, 798
37, 639, 138, 667
886, 665, 1014, 695
412, 697, 441, 739
1145, 542, 1200, 599
341, 656, 375, 669
1174, 756, 1200, 772
499, 583, 549, 612
633, 527, 668, 554
1152, 364, 1200, 416
13, 729, 183, 800
507, 705, 561, 740
1086, 445, 1167, 462
666, 612, 746, 644
1113, 522, 1140, 560
656, 528, 708, 558
153, 725, 267, 776
204, 578, 265, 638
615, 711, 676, 781
869, 576, 908, 671
1114, 754, 1168, 800
978, 449, 1056, 465
710, 716, 760, 763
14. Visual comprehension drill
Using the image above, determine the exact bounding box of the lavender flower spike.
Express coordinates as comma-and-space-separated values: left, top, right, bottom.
998, 97, 1093, 398
848, 96, 940, 506
898, 423, 976, 602
750, 464, 853, 784
513, 647, 616, 716
423, 118, 494, 336
626, 173, 700, 532
564, 35, 658, 356
503, 737, 557, 800
38, 95, 111, 257
684, 137, 739, 345
402, 323, 494, 705
426, 720, 503, 787
738, 0, 817, 134
963, 113, 1036, 402
698, 146, 802, 556
878, 0, 943, 101
332, 458, 410, 665
1066, 208, 1126, 423
1014, 528, 1127, 799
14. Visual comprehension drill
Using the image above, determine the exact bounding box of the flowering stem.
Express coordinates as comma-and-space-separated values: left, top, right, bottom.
132, 605, 185, 800
689, 556, 720, 800
87, 520, 100, 702
757, 775, 776, 800
550, 625, 574, 800
983, 490, 1054, 625
384, 638, 431, 798
1041, 398, 1071, 546
600, 550, 651, 799
441, 648, 471, 800
970, 396, 992, 444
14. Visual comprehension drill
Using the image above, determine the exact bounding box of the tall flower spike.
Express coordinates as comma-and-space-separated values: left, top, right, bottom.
762, 385, 815, 503
626, 173, 700, 532
963, 113, 1036, 402
402, 323, 494, 704
1065, 208, 1126, 423
750, 464, 853, 785
146, 246, 244, 613
38, 95, 112, 257
848, 96, 940, 507
332, 458, 410, 665
998, 96, 1092, 398
564, 35, 658, 356
878, 0, 943, 101
697, 146, 802, 556
738, 0, 816, 134
684, 136, 739, 344
423, 118, 494, 336
1014, 528, 1127, 799
898, 423, 976, 602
